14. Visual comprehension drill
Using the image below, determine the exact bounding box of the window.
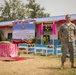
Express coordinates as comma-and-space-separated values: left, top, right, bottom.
43, 25, 52, 31
8, 33, 12, 41
43, 35, 50, 44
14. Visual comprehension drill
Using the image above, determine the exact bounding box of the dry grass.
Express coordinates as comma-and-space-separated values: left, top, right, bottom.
0, 54, 76, 75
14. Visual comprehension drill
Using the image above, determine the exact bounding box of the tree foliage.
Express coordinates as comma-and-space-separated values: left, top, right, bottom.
25, 0, 50, 18
0, 0, 50, 21
0, 0, 26, 21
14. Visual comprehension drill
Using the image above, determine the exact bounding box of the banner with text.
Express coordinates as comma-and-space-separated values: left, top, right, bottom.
12, 21, 35, 40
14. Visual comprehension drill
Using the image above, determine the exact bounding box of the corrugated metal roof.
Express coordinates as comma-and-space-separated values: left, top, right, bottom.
0, 14, 76, 26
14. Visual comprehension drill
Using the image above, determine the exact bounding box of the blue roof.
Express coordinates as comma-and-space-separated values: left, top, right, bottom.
0, 21, 12, 26
35, 14, 76, 22
0, 14, 76, 26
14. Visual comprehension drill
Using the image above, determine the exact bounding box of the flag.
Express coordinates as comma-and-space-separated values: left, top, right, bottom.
38, 23, 43, 35
52, 23, 57, 35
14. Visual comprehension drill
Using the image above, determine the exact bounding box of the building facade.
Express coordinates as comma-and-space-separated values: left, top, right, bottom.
0, 14, 76, 45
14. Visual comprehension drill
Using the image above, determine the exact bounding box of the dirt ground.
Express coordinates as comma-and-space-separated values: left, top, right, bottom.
0, 54, 76, 75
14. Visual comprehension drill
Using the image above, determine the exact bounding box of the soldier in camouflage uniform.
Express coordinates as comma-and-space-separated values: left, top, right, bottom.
59, 14, 76, 69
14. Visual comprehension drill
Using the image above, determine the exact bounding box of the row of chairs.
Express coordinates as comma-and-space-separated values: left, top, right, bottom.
18, 44, 76, 56
18, 44, 54, 56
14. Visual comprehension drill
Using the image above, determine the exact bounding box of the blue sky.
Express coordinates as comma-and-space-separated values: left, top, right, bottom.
0, 0, 76, 16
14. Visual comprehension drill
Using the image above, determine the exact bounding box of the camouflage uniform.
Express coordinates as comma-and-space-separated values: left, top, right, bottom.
59, 23, 76, 63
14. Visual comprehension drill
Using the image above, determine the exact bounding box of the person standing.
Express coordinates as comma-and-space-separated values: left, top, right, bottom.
59, 14, 76, 69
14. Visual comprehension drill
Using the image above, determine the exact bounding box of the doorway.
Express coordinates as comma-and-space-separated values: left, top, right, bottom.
43, 35, 50, 44
0, 30, 4, 41
8, 33, 12, 41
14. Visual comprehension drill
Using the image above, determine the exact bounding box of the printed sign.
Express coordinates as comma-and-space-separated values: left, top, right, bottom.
12, 21, 35, 40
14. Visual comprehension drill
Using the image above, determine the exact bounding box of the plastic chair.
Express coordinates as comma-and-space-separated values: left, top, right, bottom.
35, 44, 47, 56
74, 45, 76, 55
56, 45, 62, 56
28, 44, 35, 53
18, 43, 28, 54
47, 45, 55, 55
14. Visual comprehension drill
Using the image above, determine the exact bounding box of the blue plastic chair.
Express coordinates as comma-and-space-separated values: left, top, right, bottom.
56, 45, 62, 56
46, 45, 55, 55
18, 43, 28, 54
35, 44, 47, 56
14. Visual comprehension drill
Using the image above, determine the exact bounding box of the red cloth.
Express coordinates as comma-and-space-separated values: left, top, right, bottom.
0, 44, 18, 57
0, 26, 12, 28
52, 23, 57, 35
38, 24, 43, 35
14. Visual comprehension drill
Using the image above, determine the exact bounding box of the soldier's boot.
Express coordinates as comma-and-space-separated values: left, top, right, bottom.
71, 63, 75, 68
60, 62, 64, 69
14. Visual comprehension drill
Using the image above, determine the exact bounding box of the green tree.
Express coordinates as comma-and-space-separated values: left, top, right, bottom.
0, 0, 27, 21
25, 0, 50, 18
0, 0, 50, 21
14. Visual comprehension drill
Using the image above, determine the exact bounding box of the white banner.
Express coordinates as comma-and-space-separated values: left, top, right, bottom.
12, 21, 35, 40
13, 30, 35, 40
